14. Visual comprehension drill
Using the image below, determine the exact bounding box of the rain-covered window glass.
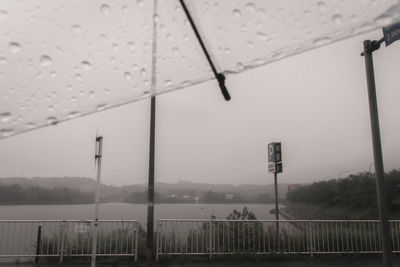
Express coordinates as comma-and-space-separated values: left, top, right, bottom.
0, 0, 399, 138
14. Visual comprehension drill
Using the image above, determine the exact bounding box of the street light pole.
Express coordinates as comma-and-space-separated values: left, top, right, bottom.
362, 38, 393, 267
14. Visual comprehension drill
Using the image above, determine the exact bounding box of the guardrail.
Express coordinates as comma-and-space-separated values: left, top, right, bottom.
156, 219, 400, 258
0, 220, 139, 262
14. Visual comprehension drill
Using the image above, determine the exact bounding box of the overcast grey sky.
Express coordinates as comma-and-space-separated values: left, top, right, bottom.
0, 29, 399, 186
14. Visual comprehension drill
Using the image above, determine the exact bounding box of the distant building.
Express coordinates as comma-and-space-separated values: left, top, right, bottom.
194, 197, 200, 203
225, 193, 234, 200
183, 195, 190, 200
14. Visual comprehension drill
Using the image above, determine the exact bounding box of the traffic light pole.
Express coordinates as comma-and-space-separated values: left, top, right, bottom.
362, 38, 392, 267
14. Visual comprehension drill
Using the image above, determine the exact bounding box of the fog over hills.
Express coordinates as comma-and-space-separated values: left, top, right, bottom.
0, 177, 293, 203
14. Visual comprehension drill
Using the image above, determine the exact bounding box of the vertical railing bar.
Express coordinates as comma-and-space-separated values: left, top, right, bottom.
232, 221, 235, 253
208, 221, 212, 258
355, 222, 359, 252
340, 222, 344, 253
363, 222, 367, 252
396, 221, 400, 252
134, 223, 138, 262
335, 222, 339, 252
368, 222, 372, 252
309, 220, 314, 258
326, 222, 330, 252
390, 221, 395, 252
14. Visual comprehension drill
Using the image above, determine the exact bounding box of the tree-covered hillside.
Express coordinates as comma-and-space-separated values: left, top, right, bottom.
285, 170, 400, 219
0, 184, 94, 204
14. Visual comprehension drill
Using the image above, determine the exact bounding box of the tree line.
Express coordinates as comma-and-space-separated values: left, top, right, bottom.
0, 184, 95, 204
286, 169, 400, 219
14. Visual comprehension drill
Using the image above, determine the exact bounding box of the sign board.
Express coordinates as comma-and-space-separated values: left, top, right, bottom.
268, 143, 275, 163
383, 21, 400, 47
268, 162, 275, 173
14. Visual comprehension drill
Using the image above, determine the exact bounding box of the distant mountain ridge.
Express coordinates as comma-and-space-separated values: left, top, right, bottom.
0, 177, 291, 201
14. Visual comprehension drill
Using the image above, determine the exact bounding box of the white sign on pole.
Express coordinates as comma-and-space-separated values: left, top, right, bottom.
268, 162, 276, 173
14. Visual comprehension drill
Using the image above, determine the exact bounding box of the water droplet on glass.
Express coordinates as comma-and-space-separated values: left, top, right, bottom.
137, 0, 144, 7
75, 74, 82, 81
232, 9, 241, 18
81, 61, 92, 71
100, 4, 111, 16
1, 129, 14, 137
89, 91, 95, 98
256, 32, 269, 42
132, 64, 138, 71
180, 80, 191, 87
122, 5, 128, 13
66, 85, 73, 91
46, 117, 58, 125
124, 72, 132, 80
67, 111, 80, 119
71, 96, 77, 102
112, 43, 119, 51
236, 62, 244, 71
272, 52, 285, 60
104, 88, 110, 95
0, 10, 8, 20
164, 80, 173, 87
245, 3, 256, 14
26, 122, 36, 129
153, 14, 160, 23
303, 9, 311, 17
50, 71, 57, 77
40, 55, 52, 67
0, 112, 12, 122
9, 42, 21, 53
313, 36, 331, 46
96, 104, 107, 111
140, 68, 146, 76
332, 14, 343, 24
47, 105, 54, 111
317, 1, 326, 11
0, 57, 6, 64
71, 24, 82, 33
128, 41, 136, 51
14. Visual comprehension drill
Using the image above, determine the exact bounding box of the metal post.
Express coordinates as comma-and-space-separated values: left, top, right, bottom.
146, 0, 158, 260
309, 220, 314, 258
147, 96, 156, 261
362, 39, 393, 267
156, 221, 160, 261
92, 135, 103, 267
209, 220, 212, 258
35, 226, 42, 264
274, 172, 279, 249
59, 221, 67, 263
134, 223, 139, 263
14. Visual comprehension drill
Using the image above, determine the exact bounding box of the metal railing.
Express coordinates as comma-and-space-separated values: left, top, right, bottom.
0, 220, 139, 262
156, 219, 400, 258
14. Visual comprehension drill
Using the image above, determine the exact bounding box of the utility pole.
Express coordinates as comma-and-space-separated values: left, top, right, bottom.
91, 135, 103, 267
362, 38, 393, 267
146, 0, 158, 261
146, 96, 156, 261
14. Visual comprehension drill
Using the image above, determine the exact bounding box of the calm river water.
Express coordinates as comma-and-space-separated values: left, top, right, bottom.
0, 203, 278, 224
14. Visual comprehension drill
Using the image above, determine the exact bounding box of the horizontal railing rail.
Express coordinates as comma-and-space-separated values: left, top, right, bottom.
156, 219, 400, 259
0, 220, 139, 262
